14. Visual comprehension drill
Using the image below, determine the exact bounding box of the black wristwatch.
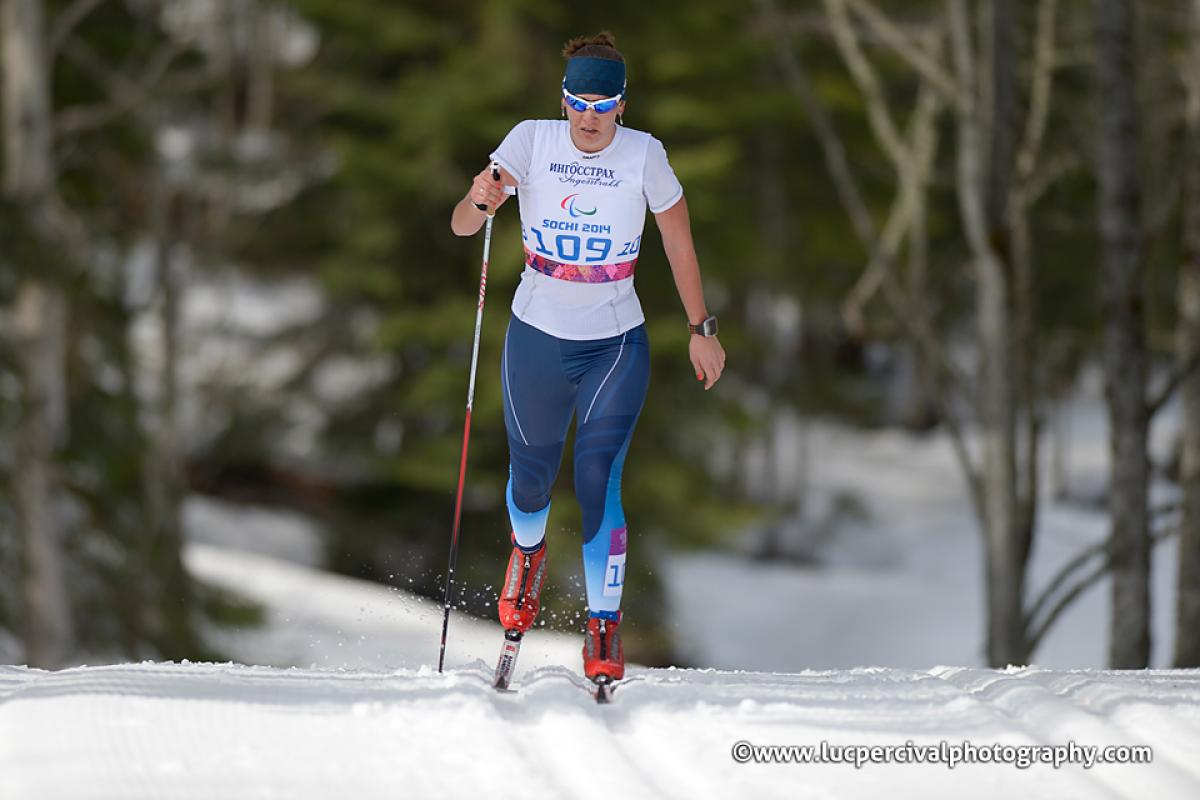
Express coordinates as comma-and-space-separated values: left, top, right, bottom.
688, 315, 719, 337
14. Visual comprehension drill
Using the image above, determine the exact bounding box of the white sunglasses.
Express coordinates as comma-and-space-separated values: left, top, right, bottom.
561, 83, 625, 114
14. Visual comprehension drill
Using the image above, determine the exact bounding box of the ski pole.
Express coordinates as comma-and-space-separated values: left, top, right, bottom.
438, 162, 502, 673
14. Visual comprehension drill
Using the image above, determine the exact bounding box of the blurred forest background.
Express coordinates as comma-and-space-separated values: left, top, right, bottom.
1, 0, 1199, 673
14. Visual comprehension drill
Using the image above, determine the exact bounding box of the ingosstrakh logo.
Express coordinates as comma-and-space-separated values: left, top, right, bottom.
549, 161, 623, 189
561, 193, 597, 217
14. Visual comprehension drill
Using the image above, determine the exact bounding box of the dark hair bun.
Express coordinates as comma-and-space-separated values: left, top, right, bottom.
562, 31, 624, 62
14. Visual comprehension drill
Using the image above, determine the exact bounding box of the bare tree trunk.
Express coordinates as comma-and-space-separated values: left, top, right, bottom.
986, 0, 1029, 665
1049, 395, 1071, 499
143, 174, 196, 656
949, 0, 1025, 666
750, 92, 803, 559
246, 0, 275, 134
1011, 0, 1059, 592
901, 158, 938, 432
1094, 0, 1151, 669
1174, 0, 1200, 668
1011, 193, 1040, 578
2, 0, 74, 667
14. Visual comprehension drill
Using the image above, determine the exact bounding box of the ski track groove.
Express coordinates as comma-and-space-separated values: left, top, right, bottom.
1030, 669, 1200, 760
456, 664, 679, 800
912, 668, 1123, 798
493, 667, 688, 800
567, 672, 706, 800
455, 666, 580, 800
661, 666, 1118, 800
590, 673, 749, 800
925, 667, 1193, 799
1, 662, 1198, 799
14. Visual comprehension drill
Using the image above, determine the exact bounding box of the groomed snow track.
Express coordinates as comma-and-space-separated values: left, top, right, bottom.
2, 661, 1198, 799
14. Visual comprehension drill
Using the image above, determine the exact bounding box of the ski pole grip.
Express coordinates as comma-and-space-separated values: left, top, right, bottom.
473, 162, 503, 212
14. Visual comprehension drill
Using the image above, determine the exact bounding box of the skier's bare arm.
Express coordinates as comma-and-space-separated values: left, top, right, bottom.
654, 196, 726, 390
451, 165, 516, 236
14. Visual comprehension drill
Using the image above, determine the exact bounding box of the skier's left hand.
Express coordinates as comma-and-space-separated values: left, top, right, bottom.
689, 335, 726, 391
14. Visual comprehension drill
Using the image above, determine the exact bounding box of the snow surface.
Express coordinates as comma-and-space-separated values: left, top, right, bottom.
1, 660, 1197, 799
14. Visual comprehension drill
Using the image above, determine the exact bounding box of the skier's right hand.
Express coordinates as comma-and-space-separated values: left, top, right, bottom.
469, 165, 510, 212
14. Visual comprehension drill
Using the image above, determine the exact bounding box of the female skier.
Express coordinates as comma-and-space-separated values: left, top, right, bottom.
450, 32, 725, 685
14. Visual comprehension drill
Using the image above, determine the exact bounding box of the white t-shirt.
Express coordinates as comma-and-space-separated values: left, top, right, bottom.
490, 119, 683, 340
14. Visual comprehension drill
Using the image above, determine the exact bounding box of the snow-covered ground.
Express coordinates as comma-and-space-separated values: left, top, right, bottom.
1, 660, 1196, 799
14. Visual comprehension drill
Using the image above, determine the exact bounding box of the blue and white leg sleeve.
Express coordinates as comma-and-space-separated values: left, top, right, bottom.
507, 470, 551, 552
579, 430, 634, 619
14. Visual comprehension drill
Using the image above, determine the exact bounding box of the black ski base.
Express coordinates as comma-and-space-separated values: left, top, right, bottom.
493, 629, 523, 691
592, 675, 615, 704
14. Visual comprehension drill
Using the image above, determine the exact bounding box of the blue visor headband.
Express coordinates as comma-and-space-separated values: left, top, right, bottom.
563, 56, 627, 99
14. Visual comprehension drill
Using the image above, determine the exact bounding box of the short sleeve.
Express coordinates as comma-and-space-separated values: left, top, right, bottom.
643, 136, 684, 214
489, 120, 536, 185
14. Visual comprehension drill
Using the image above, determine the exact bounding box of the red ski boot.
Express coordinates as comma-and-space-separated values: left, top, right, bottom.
582, 613, 624, 682
497, 538, 548, 633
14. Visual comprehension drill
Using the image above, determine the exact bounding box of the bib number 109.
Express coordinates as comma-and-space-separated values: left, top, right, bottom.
524, 225, 641, 263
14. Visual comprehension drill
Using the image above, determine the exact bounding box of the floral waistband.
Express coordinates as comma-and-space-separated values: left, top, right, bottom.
524, 247, 637, 284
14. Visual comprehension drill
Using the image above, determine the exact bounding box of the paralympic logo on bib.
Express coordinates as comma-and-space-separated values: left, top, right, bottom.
561, 193, 597, 218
